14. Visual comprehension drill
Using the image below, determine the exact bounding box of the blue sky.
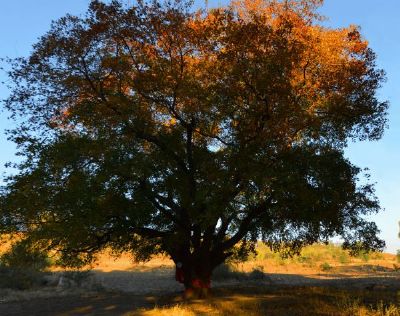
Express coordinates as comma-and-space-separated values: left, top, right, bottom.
0, 0, 398, 253
318, 0, 400, 254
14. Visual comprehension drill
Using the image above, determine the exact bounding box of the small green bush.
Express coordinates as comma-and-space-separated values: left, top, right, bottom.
396, 250, 400, 263
357, 251, 370, 262
297, 255, 311, 264
320, 262, 332, 271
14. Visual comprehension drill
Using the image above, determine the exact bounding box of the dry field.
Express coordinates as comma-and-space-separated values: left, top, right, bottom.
0, 243, 399, 315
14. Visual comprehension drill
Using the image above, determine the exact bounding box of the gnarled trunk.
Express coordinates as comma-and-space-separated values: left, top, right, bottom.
172, 249, 218, 298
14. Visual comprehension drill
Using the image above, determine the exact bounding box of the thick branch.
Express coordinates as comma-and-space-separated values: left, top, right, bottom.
218, 196, 273, 252
138, 180, 187, 229
132, 227, 170, 239
186, 119, 196, 202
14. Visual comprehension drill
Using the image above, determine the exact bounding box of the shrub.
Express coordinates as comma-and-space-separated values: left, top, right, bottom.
0, 242, 51, 271
320, 262, 332, 272
213, 264, 244, 281
396, 250, 400, 263
358, 251, 370, 262
60, 270, 93, 287
248, 267, 265, 280
297, 255, 311, 264
0, 242, 51, 290
0, 265, 46, 290
255, 243, 270, 260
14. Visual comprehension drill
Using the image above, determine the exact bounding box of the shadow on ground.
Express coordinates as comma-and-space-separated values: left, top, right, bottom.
0, 269, 398, 316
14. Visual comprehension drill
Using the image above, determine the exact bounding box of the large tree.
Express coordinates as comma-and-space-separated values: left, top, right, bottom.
1, 0, 387, 291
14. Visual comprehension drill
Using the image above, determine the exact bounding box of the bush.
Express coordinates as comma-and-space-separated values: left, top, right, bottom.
213, 263, 267, 281
0, 242, 51, 290
213, 263, 244, 281
248, 267, 265, 280
60, 270, 93, 287
0, 265, 47, 290
0, 242, 51, 271
320, 262, 332, 272
396, 250, 400, 263
357, 251, 370, 262
297, 255, 311, 264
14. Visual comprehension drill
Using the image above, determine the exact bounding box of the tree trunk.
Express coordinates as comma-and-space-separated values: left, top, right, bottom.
174, 254, 214, 298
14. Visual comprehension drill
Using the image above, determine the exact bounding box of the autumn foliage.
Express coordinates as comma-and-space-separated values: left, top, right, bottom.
1, 0, 387, 293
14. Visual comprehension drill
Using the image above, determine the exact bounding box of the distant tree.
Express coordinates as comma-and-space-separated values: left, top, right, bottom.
0, 0, 387, 293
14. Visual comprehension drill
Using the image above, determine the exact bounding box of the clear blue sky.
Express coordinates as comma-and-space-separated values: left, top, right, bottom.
0, 1, 398, 253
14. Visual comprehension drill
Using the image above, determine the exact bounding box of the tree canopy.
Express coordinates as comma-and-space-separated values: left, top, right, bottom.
0, 0, 387, 290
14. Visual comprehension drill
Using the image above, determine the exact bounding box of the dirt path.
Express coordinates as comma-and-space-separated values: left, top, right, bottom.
0, 292, 174, 316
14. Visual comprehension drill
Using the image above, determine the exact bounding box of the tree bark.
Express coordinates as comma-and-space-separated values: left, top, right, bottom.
172, 249, 215, 298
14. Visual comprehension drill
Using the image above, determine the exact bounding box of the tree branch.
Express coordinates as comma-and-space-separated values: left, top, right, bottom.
138, 179, 187, 229
218, 196, 273, 252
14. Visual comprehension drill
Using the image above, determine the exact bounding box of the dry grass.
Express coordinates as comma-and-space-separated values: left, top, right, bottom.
138, 287, 400, 316
238, 243, 397, 275
85, 242, 398, 275
90, 252, 174, 273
